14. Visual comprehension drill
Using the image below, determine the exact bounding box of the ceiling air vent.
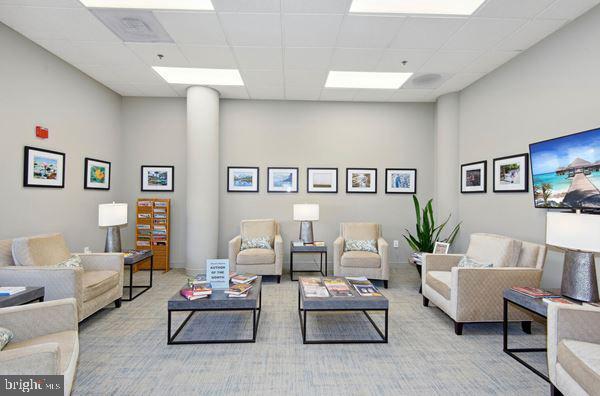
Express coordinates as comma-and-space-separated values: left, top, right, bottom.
404, 73, 448, 89
91, 9, 174, 43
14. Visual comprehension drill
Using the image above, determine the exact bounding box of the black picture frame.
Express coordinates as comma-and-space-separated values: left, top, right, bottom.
84, 157, 111, 190
23, 146, 66, 188
385, 168, 417, 194
267, 167, 299, 193
141, 165, 175, 192
227, 166, 259, 192
346, 168, 377, 194
493, 153, 529, 193
461, 160, 487, 193
307, 168, 338, 193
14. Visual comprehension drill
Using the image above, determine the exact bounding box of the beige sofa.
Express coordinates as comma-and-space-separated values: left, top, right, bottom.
228, 219, 283, 283
547, 303, 600, 396
422, 233, 546, 335
0, 298, 79, 395
333, 223, 389, 288
0, 234, 124, 321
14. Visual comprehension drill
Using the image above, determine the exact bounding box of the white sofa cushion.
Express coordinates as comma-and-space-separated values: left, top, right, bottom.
427, 271, 452, 300
466, 234, 522, 267
558, 339, 600, 395
82, 271, 119, 302
12, 234, 70, 267
341, 251, 381, 268
237, 248, 275, 265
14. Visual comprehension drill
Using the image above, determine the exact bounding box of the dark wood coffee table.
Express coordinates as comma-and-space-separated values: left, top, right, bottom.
298, 276, 388, 344
167, 277, 262, 344
123, 250, 153, 301
0, 287, 44, 308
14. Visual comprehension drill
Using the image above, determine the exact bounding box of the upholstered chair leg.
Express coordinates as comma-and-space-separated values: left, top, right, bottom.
383, 280, 388, 289
521, 321, 532, 334
454, 321, 464, 335
550, 384, 563, 396
422, 296, 429, 307
114, 298, 122, 308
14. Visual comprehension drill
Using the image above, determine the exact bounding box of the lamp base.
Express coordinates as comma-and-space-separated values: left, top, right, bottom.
299, 221, 314, 244
561, 250, 599, 302
105, 226, 122, 253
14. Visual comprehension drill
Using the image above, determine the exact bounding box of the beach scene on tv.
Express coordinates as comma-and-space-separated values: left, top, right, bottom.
530, 128, 600, 208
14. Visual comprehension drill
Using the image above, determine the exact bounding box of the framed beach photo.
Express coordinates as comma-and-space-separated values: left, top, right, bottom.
433, 242, 450, 254
23, 146, 65, 188
268, 167, 298, 193
493, 153, 529, 193
307, 168, 338, 193
84, 158, 111, 190
346, 168, 377, 193
228, 166, 259, 192
141, 165, 174, 192
385, 168, 417, 194
461, 161, 487, 193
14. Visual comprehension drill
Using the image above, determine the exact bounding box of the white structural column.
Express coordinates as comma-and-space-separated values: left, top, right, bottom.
186, 86, 220, 274
434, 92, 460, 230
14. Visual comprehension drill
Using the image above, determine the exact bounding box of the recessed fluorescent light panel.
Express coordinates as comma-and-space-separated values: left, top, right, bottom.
349, 0, 486, 15
325, 71, 412, 89
80, 0, 214, 11
153, 67, 244, 86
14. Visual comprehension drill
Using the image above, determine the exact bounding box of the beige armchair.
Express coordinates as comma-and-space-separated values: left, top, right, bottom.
547, 303, 600, 396
333, 223, 389, 288
422, 233, 547, 335
0, 298, 79, 395
0, 234, 124, 321
228, 219, 283, 283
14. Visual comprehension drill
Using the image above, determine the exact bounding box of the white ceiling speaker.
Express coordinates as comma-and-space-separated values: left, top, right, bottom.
412, 73, 442, 86
91, 9, 174, 43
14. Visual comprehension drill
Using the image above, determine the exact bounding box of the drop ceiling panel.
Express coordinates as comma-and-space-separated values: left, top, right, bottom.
282, 0, 351, 14
420, 50, 482, 73
283, 14, 344, 47
390, 89, 437, 102
209, 85, 249, 99
443, 18, 527, 50
285, 85, 322, 101
284, 47, 333, 70
498, 19, 566, 51
103, 82, 144, 96
126, 43, 190, 66
353, 89, 395, 102
465, 50, 521, 73
247, 85, 285, 100
475, 0, 555, 18
234, 46, 282, 69
219, 13, 281, 47
0, 0, 81, 7
538, 0, 600, 20
319, 88, 356, 101
0, 6, 77, 40
336, 15, 405, 48
212, 0, 280, 13
154, 11, 227, 45
389, 17, 467, 50
434, 72, 487, 96
70, 42, 148, 69
376, 50, 434, 72
241, 69, 285, 87
178, 45, 237, 68
284, 70, 328, 89
403, 73, 451, 89
133, 82, 178, 97
330, 48, 383, 71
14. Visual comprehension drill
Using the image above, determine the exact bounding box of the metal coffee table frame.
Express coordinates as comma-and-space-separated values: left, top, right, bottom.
123, 251, 154, 301
290, 243, 328, 281
168, 279, 262, 344
297, 278, 388, 344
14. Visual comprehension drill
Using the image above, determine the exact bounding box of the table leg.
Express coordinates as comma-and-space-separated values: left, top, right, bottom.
290, 251, 295, 281
320, 252, 324, 276
503, 298, 508, 352
325, 251, 328, 276
150, 255, 154, 287
167, 309, 172, 344
129, 264, 134, 301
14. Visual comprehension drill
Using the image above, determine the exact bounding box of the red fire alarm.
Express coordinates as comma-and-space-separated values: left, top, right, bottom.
35, 126, 48, 139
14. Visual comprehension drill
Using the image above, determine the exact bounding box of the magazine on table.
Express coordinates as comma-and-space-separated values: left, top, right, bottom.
511, 287, 560, 298
323, 278, 353, 297
301, 277, 322, 286
303, 285, 329, 298
230, 273, 258, 284
180, 288, 209, 300
346, 277, 382, 297
0, 286, 26, 296
225, 283, 253, 297
543, 297, 575, 305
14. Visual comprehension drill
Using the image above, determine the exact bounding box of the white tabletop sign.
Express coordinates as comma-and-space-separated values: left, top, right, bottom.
206, 259, 229, 289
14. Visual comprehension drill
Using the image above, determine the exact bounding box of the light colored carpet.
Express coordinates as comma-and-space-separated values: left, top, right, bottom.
74, 264, 548, 395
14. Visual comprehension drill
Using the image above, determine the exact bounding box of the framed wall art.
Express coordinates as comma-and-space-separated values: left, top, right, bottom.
385, 168, 417, 194
268, 167, 298, 193
493, 153, 529, 193
346, 168, 377, 193
84, 157, 111, 190
141, 165, 174, 192
307, 168, 338, 193
228, 166, 259, 192
23, 146, 65, 188
461, 161, 487, 193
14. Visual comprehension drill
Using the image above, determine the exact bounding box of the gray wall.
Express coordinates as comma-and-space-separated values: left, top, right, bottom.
120, 97, 187, 267
0, 23, 122, 252
456, 5, 600, 287
219, 100, 435, 267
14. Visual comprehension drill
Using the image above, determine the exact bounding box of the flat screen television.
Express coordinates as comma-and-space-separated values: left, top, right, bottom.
529, 127, 600, 209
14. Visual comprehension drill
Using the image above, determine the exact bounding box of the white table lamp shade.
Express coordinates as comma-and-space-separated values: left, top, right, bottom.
99, 203, 128, 227
546, 212, 600, 253
294, 204, 319, 221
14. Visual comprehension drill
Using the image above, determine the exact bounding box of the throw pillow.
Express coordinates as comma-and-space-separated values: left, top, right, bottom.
458, 256, 493, 268
344, 239, 378, 253
240, 237, 273, 251
0, 327, 13, 351
56, 254, 82, 268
